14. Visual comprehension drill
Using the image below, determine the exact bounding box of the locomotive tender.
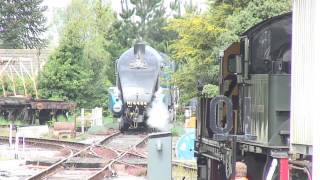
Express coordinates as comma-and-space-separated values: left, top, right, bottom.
195, 13, 310, 180
109, 42, 174, 131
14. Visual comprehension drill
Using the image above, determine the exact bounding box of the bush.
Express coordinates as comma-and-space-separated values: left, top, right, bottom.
171, 121, 184, 137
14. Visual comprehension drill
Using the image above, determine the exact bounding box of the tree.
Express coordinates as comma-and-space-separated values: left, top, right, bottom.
106, 0, 173, 59
39, 0, 115, 108
225, 0, 291, 38
0, 0, 47, 48
39, 23, 93, 104
166, 0, 291, 102
165, 15, 224, 101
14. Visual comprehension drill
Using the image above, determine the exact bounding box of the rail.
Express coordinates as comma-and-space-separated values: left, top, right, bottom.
87, 135, 148, 180
26, 131, 120, 180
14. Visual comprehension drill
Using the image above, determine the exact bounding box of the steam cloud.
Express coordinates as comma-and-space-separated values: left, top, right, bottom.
147, 88, 170, 131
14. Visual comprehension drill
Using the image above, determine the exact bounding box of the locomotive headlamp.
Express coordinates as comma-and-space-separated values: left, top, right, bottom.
113, 102, 122, 113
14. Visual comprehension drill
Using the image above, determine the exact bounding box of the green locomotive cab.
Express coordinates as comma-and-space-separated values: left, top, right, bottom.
237, 12, 292, 146
195, 13, 294, 180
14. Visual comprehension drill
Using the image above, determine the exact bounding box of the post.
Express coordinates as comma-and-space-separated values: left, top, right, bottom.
148, 132, 172, 180
96, 107, 103, 126
91, 107, 103, 127
9, 124, 12, 148
81, 108, 84, 133
15, 133, 19, 159
91, 108, 95, 127
22, 134, 25, 159
73, 110, 77, 138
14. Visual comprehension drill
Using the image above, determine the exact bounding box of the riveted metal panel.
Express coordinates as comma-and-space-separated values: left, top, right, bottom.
247, 75, 269, 144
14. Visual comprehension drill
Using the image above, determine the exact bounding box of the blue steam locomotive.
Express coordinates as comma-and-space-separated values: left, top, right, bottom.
108, 42, 175, 131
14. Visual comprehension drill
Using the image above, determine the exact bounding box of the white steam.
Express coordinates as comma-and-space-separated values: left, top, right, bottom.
147, 88, 170, 131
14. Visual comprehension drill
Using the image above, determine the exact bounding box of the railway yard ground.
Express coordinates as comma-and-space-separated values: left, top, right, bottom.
0, 124, 196, 180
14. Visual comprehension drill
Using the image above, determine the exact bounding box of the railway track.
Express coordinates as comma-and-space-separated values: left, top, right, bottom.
88, 135, 148, 179
20, 132, 150, 180
0, 132, 196, 179
26, 131, 121, 180
89, 133, 196, 179
0, 136, 88, 149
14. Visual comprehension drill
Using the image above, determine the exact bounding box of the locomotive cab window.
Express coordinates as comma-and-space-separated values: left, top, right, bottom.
250, 16, 292, 74
227, 54, 237, 73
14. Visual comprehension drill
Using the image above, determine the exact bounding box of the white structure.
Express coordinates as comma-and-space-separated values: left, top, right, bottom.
291, 0, 320, 178
91, 107, 103, 126
81, 108, 85, 133
0, 49, 51, 97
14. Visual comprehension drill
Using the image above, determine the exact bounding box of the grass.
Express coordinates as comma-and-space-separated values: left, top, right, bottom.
103, 115, 118, 129
87, 115, 118, 134
87, 126, 107, 134
172, 165, 197, 180
0, 118, 28, 126
103, 115, 114, 125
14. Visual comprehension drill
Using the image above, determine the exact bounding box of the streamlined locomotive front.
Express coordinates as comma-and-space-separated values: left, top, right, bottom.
116, 42, 161, 131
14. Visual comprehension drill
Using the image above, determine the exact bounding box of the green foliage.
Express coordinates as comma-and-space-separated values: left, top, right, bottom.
202, 84, 219, 98
226, 0, 291, 38
0, 75, 37, 97
166, 0, 291, 103
165, 15, 224, 102
39, 0, 115, 108
103, 115, 114, 125
39, 25, 93, 103
171, 121, 184, 137
0, 118, 27, 126
36, 0, 291, 110
0, 0, 47, 48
